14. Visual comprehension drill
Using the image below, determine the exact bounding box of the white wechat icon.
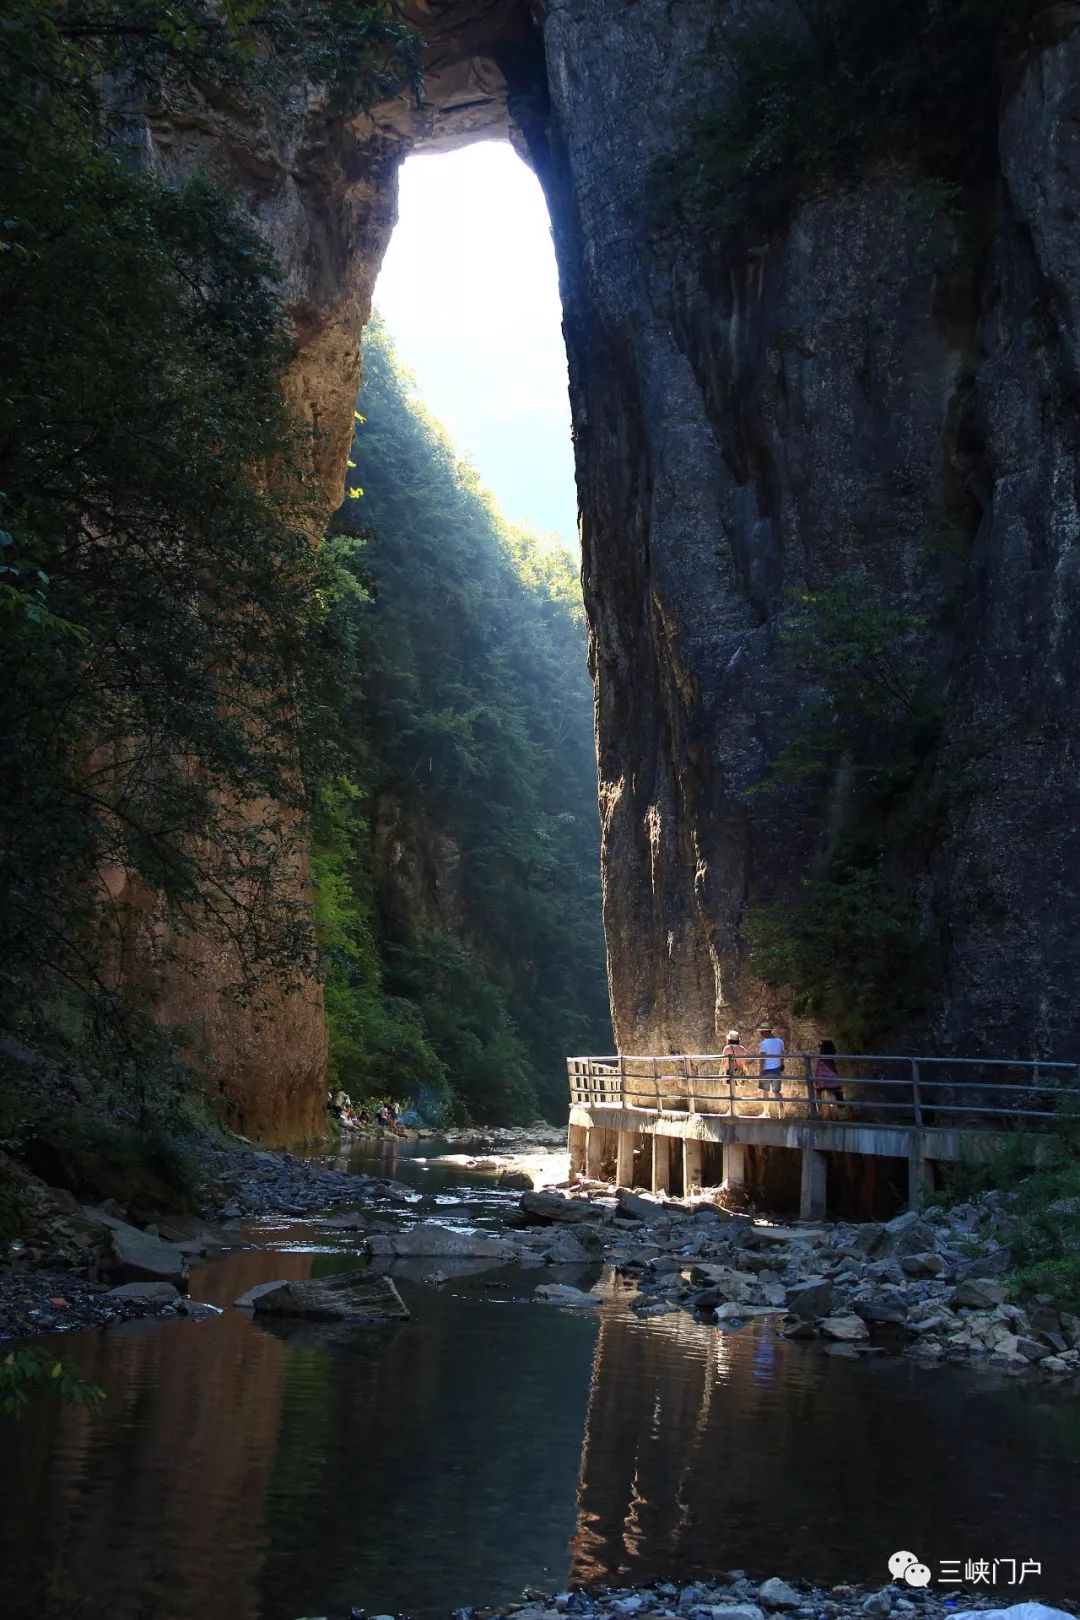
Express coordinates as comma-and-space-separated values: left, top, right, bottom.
888, 1552, 931, 1587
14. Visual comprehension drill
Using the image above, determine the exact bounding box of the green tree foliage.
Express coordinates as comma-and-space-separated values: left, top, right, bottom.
673, 0, 1035, 239
306, 320, 611, 1123
0, 1, 417, 1078
1, 1346, 104, 1419
746, 579, 944, 1047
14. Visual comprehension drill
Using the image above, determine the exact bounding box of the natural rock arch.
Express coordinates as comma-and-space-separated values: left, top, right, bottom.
143, 0, 1080, 1138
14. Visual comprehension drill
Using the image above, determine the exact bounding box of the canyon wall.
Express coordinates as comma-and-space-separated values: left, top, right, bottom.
535, 0, 1080, 1062
141, 0, 1080, 1133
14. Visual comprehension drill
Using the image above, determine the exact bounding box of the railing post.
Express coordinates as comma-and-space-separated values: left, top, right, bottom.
684, 1054, 694, 1114
911, 1058, 923, 1127
804, 1053, 818, 1119
619, 1053, 626, 1110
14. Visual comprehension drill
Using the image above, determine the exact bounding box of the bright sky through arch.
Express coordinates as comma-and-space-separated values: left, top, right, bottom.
373, 141, 577, 554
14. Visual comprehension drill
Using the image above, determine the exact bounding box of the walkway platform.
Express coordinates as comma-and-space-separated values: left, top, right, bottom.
566, 1051, 1078, 1218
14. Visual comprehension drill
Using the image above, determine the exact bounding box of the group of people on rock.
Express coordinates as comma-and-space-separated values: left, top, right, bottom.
719, 1024, 844, 1105
328, 1090, 405, 1134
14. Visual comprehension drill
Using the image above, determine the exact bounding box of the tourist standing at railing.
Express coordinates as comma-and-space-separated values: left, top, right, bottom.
722, 1030, 749, 1082
814, 1037, 844, 1104
758, 1024, 785, 1097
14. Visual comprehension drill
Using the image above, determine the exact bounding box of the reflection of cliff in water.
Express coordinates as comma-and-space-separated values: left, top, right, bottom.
570, 1285, 1080, 1592
3, 1281, 299, 1620
6, 1253, 1080, 1619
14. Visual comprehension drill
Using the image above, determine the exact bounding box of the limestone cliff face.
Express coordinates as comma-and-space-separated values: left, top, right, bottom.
137, 0, 1080, 1134
536, 0, 1080, 1063
137, 1, 540, 1137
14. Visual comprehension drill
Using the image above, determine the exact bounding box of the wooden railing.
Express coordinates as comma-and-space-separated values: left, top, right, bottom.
566, 1052, 1080, 1131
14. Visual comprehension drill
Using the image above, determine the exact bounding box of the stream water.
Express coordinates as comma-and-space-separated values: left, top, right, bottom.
3, 1139, 1080, 1620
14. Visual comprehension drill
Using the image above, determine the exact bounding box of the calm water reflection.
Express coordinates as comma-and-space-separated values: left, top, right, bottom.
3, 1217, 1080, 1619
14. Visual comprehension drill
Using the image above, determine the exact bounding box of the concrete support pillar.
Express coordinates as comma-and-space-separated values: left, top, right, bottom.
651, 1134, 671, 1194
568, 1122, 587, 1178
683, 1139, 703, 1197
586, 1127, 605, 1180
616, 1130, 635, 1188
908, 1149, 933, 1210
723, 1141, 747, 1192
799, 1147, 828, 1221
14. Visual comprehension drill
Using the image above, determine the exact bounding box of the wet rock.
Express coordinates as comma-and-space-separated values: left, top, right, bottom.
106, 1281, 180, 1303
366, 1224, 516, 1261
709, 1608, 765, 1620
176, 1299, 223, 1320
92, 1211, 190, 1286
851, 1287, 909, 1326
785, 1278, 833, 1318
520, 1191, 599, 1225
235, 1280, 291, 1308
498, 1171, 535, 1191
820, 1314, 870, 1342
252, 1270, 408, 1323
781, 1316, 819, 1340
534, 1282, 601, 1308
616, 1190, 678, 1223
541, 1231, 592, 1265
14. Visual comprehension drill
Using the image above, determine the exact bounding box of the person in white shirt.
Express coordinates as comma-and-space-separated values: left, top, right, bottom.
757, 1024, 786, 1097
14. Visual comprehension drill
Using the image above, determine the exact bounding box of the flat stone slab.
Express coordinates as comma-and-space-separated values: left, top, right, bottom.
106, 1281, 180, 1303
520, 1191, 600, 1225
88, 1209, 190, 1285
366, 1224, 516, 1260
253, 1270, 408, 1323
534, 1282, 601, 1308
234, 1279, 291, 1309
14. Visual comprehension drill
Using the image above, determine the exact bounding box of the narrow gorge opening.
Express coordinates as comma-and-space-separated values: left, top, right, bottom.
310, 137, 612, 1131
374, 141, 577, 552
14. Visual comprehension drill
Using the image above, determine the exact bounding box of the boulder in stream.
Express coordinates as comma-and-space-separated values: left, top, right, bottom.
107, 1281, 180, 1303
252, 1269, 408, 1322
519, 1191, 599, 1225
820, 1313, 870, 1342
366, 1224, 516, 1260
534, 1282, 601, 1308
89, 1209, 190, 1286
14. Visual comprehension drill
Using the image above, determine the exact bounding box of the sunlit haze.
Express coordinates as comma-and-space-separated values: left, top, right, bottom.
373, 142, 577, 553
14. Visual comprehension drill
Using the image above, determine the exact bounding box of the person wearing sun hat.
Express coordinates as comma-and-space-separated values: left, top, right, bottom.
721, 1028, 748, 1078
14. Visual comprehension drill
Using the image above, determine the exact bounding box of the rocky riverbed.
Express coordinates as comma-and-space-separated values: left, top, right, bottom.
293, 1573, 1075, 1620
0, 1133, 412, 1340
345, 1180, 1080, 1382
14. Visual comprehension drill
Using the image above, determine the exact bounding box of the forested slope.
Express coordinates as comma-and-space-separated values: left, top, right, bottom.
306, 319, 611, 1125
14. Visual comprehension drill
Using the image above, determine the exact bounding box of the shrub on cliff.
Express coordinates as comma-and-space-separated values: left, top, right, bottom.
673, 0, 1037, 239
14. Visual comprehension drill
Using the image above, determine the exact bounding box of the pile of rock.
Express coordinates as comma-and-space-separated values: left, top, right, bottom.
508, 1188, 1080, 1379
199, 1141, 409, 1220
300, 1573, 1072, 1620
